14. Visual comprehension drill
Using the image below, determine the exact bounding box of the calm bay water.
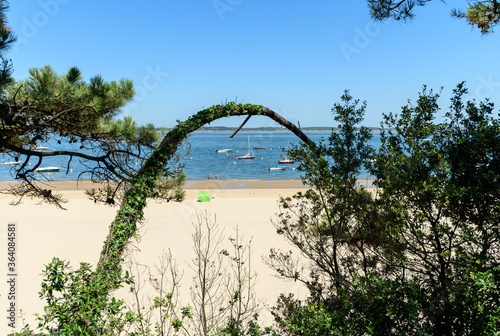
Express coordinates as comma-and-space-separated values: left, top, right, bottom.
0, 131, 381, 181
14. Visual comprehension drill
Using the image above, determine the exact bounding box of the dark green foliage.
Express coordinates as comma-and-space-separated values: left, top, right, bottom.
270, 84, 500, 335
372, 83, 500, 334
271, 276, 430, 336
443, 83, 500, 233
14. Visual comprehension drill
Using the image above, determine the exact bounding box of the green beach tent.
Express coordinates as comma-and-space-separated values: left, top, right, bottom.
197, 191, 211, 202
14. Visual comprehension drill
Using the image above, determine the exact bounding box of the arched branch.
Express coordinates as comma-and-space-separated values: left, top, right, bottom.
97, 103, 319, 285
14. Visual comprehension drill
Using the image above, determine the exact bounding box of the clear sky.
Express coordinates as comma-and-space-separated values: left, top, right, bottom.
6, 0, 500, 128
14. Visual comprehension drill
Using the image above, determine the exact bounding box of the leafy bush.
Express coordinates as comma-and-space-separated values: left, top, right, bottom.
37, 257, 132, 335
269, 84, 500, 335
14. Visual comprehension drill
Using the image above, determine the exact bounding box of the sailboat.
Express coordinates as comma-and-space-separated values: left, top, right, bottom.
279, 141, 295, 163
234, 137, 255, 160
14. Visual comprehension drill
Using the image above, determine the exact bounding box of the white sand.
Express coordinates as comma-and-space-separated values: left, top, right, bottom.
1, 181, 310, 334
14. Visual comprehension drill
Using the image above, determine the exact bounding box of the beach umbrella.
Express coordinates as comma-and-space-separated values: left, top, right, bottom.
197, 191, 211, 202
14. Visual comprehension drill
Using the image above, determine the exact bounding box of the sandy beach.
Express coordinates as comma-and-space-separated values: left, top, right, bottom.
1, 179, 310, 333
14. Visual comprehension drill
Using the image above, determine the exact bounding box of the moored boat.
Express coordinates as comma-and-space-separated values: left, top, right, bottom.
269, 165, 286, 171
235, 153, 255, 160
1, 161, 21, 166
216, 149, 233, 153
278, 159, 295, 164
36, 166, 61, 173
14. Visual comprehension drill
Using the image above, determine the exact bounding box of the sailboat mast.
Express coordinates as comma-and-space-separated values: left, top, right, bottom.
248, 136, 253, 156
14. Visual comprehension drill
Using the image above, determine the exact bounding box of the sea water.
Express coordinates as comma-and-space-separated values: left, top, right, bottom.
0, 131, 381, 181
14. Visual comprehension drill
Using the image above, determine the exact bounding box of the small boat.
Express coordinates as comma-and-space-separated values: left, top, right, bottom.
269, 165, 286, 171
235, 153, 255, 160
1, 161, 21, 166
279, 142, 295, 163
216, 149, 233, 153
36, 166, 61, 173
35, 146, 49, 151
253, 147, 266, 150
235, 137, 255, 160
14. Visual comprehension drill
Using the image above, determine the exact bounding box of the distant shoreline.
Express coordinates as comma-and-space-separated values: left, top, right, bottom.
190, 126, 383, 133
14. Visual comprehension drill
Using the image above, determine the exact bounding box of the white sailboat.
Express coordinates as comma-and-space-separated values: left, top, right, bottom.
234, 137, 255, 160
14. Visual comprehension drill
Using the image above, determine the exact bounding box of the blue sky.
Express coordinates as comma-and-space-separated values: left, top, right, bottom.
6, 1, 500, 128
